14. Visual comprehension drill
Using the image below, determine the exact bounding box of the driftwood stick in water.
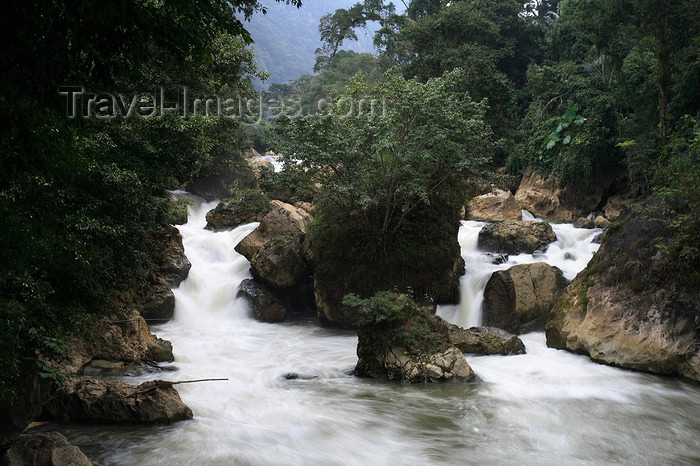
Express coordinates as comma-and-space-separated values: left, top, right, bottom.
126, 378, 229, 398
168, 378, 229, 385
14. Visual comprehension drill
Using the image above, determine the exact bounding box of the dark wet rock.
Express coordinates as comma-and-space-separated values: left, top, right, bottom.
478, 220, 557, 255
444, 321, 526, 355
138, 278, 175, 322
2, 431, 92, 466
486, 253, 509, 265
573, 217, 595, 229
44, 378, 193, 425
564, 252, 576, 261
483, 262, 569, 334
282, 373, 318, 380
237, 279, 288, 323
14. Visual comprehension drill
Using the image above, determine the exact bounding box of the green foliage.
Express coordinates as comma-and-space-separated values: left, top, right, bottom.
221, 188, 271, 216
508, 62, 622, 182
343, 291, 416, 327
0, 0, 300, 405
273, 67, 490, 301
654, 117, 700, 287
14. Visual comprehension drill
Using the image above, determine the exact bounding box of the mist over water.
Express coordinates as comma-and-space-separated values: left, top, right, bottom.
56, 197, 700, 465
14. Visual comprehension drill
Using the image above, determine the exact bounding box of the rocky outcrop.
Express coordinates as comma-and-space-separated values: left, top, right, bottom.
354, 295, 477, 383
602, 194, 635, 221
250, 234, 310, 296
546, 201, 700, 381
167, 198, 188, 225
54, 308, 174, 377
359, 346, 476, 383
205, 205, 261, 230
483, 263, 569, 334
236, 279, 288, 323
573, 217, 595, 229
467, 189, 522, 222
314, 254, 464, 329
156, 227, 191, 287
44, 379, 193, 425
235, 200, 312, 261
185, 162, 258, 201
3, 431, 92, 466
515, 171, 621, 221
478, 220, 557, 255
444, 322, 526, 355
593, 215, 611, 228
136, 227, 191, 322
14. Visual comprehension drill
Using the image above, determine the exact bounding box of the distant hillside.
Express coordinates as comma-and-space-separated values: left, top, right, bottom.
245, 0, 382, 87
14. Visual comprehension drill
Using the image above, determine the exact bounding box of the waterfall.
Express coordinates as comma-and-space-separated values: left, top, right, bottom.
53, 193, 700, 465
436, 218, 601, 327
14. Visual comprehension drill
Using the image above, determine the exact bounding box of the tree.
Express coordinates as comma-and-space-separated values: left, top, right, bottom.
270, 68, 492, 302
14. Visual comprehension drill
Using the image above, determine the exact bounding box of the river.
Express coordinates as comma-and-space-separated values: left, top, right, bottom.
56, 194, 700, 465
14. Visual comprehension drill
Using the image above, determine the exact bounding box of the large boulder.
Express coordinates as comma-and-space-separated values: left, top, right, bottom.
602, 194, 635, 221
546, 200, 700, 381
205, 189, 270, 231
3, 431, 92, 466
483, 263, 569, 334
314, 254, 464, 329
515, 171, 621, 221
205, 205, 261, 231
250, 234, 310, 296
444, 321, 526, 355
235, 200, 312, 261
467, 189, 522, 222
136, 227, 191, 322
44, 378, 193, 425
156, 226, 191, 287
478, 220, 557, 255
354, 294, 477, 383
137, 278, 175, 322
54, 308, 174, 377
236, 279, 288, 323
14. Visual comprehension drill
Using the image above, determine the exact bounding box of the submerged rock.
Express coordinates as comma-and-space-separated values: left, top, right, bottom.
237, 278, 288, 322
44, 378, 193, 425
2, 431, 92, 466
467, 189, 522, 222
478, 220, 557, 255
444, 322, 526, 355
483, 263, 569, 334
546, 200, 700, 381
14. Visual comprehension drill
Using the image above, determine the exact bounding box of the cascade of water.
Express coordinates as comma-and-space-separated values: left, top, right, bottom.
436, 218, 601, 327
52, 193, 700, 465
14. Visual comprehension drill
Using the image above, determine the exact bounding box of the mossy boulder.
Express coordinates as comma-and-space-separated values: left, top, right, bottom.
205, 189, 269, 231
351, 293, 477, 383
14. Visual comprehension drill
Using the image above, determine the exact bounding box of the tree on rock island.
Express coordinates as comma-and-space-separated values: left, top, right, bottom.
270, 68, 493, 326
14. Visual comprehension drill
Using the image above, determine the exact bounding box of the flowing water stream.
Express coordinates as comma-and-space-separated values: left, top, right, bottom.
56, 195, 700, 465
